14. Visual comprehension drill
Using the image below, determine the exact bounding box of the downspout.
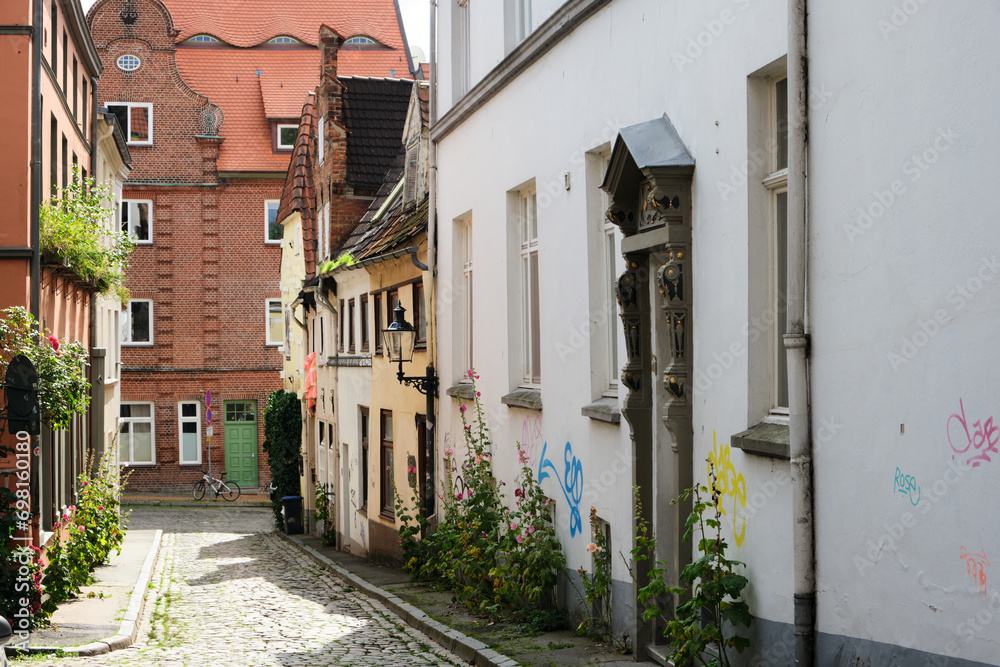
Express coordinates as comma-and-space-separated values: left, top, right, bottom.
89, 80, 102, 470
30, 0, 44, 533
426, 0, 439, 521
786, 0, 815, 664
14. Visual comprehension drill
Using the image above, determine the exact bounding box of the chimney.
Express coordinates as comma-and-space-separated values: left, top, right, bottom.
319, 25, 344, 127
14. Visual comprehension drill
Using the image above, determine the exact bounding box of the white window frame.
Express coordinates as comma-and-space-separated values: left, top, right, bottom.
765, 74, 789, 416
519, 189, 540, 386
108, 102, 152, 146
267, 299, 283, 346
321, 201, 331, 261
276, 123, 297, 150
177, 401, 202, 465
457, 0, 471, 97
120, 199, 153, 244
461, 218, 474, 377
265, 200, 281, 244
516, 0, 532, 43
598, 154, 622, 396
122, 299, 153, 346
120, 402, 155, 465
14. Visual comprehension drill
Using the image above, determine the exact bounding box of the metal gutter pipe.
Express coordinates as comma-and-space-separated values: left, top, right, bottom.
787, 0, 815, 664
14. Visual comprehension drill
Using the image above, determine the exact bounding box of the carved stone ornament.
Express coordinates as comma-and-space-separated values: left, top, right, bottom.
616, 270, 639, 311
666, 311, 685, 361
656, 251, 685, 303
622, 317, 641, 363
120, 0, 139, 25
664, 373, 685, 400
622, 369, 641, 392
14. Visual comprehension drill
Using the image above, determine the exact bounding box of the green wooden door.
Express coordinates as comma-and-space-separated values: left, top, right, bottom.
224, 400, 259, 488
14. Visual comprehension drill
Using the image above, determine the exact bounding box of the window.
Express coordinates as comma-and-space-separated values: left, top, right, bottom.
767, 75, 788, 412
338, 299, 345, 352
414, 283, 427, 347
81, 78, 88, 137
50, 114, 57, 197
178, 402, 201, 465
121, 200, 152, 243
373, 293, 383, 355
107, 103, 152, 145
455, 0, 471, 98
461, 219, 473, 374
587, 151, 622, 396
284, 305, 292, 360
267, 300, 283, 346
116, 54, 140, 72
317, 115, 325, 163
50, 2, 56, 72
61, 134, 67, 191
360, 407, 369, 510
267, 36, 301, 44
276, 123, 297, 150
380, 410, 394, 517
120, 403, 154, 465
72, 56, 77, 118
62, 30, 66, 91
516, 0, 532, 43
123, 300, 153, 345
186, 34, 220, 43
318, 316, 325, 358
360, 295, 369, 352
265, 200, 281, 243
519, 189, 540, 385
344, 35, 378, 46
348, 299, 356, 353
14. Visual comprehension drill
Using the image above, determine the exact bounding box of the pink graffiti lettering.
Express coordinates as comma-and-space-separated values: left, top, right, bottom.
960, 546, 990, 599
947, 399, 1000, 467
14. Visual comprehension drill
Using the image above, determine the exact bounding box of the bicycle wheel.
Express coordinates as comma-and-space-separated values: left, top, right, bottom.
221, 481, 241, 501
193, 480, 206, 501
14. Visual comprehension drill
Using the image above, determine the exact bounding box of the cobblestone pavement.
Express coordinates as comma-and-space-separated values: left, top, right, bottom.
23, 507, 466, 667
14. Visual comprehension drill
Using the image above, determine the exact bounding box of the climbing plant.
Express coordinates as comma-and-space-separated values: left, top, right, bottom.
263, 390, 302, 528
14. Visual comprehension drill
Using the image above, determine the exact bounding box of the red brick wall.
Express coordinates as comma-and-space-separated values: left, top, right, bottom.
91, 0, 283, 491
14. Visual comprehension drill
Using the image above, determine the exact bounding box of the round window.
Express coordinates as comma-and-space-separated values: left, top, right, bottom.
116, 54, 141, 72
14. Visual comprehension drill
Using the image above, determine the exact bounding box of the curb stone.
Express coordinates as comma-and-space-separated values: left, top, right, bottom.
6, 529, 163, 657
278, 532, 517, 667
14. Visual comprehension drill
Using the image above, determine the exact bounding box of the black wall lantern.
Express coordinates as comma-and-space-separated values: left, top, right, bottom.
383, 304, 438, 517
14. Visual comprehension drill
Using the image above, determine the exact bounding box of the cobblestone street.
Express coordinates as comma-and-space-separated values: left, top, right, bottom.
22, 507, 465, 667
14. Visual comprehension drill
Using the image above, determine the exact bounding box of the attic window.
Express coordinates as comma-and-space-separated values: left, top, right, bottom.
276, 123, 297, 150
187, 34, 220, 43
344, 36, 379, 47
404, 143, 419, 204
267, 36, 301, 45
116, 54, 140, 72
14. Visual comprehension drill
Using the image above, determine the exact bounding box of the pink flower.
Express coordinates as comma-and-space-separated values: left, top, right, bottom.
77, 525, 85, 533
527, 525, 535, 534
47, 335, 59, 352
467, 369, 474, 379
510, 522, 518, 530
53, 522, 60, 529
476, 391, 481, 397
98, 506, 104, 511
457, 492, 464, 500
516, 535, 523, 544
445, 448, 454, 457
460, 404, 467, 414
586, 542, 598, 553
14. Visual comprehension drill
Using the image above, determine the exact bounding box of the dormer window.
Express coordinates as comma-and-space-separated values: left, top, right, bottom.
275, 123, 297, 151
187, 34, 220, 43
267, 36, 301, 45
344, 35, 379, 47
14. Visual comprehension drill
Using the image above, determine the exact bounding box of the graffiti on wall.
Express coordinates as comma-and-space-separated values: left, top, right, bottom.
947, 398, 999, 467
708, 430, 747, 548
893, 467, 921, 506
521, 415, 543, 462
537, 441, 584, 537
960, 546, 990, 599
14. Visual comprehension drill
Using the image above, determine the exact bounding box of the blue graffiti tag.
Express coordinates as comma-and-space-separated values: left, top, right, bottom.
537, 441, 584, 537
893, 466, 921, 506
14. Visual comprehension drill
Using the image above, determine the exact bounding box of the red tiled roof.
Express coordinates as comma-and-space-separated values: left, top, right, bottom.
277, 94, 317, 277
259, 69, 316, 120
163, 0, 406, 50
177, 49, 319, 172
339, 49, 414, 79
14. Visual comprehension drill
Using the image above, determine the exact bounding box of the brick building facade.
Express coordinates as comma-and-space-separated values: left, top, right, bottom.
87, 0, 414, 492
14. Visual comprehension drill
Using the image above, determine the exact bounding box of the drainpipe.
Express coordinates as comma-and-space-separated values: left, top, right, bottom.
426, 0, 439, 521
786, 0, 815, 664
29, 0, 43, 535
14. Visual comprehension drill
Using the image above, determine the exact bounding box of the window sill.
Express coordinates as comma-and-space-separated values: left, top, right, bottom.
581, 397, 620, 424
179, 462, 203, 467
123, 343, 154, 347
104, 378, 120, 387
379, 510, 396, 522
266, 343, 283, 348
358, 507, 367, 517
731, 422, 790, 460
121, 462, 157, 467
501, 387, 542, 411
446, 383, 475, 400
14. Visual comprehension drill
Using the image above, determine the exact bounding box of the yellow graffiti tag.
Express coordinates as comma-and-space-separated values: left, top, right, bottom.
708, 430, 747, 548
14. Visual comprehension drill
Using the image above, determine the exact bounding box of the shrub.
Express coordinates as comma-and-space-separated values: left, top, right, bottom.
263, 390, 302, 528
0, 489, 45, 629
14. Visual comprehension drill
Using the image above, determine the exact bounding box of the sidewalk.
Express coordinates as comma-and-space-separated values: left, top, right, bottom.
280, 532, 659, 667
10, 528, 162, 656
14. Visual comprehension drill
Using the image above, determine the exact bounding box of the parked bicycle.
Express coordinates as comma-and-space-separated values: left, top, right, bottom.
193, 470, 241, 501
